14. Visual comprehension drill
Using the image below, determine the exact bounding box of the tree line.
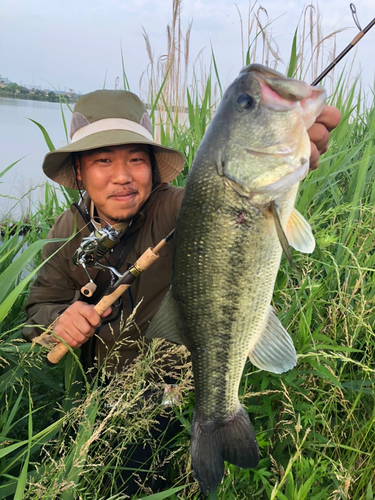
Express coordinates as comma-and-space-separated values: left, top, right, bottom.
0, 82, 80, 103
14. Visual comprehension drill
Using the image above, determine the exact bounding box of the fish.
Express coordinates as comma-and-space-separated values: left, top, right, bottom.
146, 64, 326, 494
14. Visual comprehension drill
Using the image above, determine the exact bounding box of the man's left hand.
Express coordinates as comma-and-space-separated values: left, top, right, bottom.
308, 105, 341, 170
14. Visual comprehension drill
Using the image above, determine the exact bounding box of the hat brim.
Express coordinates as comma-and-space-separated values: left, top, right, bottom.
42, 129, 185, 189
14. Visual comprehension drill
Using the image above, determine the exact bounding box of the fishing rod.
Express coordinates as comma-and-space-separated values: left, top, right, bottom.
33, 229, 175, 365
33, 3, 374, 365
311, 4, 375, 86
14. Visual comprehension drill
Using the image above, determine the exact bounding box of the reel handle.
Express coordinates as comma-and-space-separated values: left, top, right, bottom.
80, 281, 97, 297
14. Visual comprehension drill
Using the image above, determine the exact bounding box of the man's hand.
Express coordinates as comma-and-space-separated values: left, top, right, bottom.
308, 105, 341, 170
51, 301, 112, 348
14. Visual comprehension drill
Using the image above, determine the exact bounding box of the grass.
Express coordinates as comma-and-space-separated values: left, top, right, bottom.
1, 1, 375, 498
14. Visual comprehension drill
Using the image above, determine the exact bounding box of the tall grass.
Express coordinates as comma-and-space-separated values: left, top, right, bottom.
1, 1, 374, 498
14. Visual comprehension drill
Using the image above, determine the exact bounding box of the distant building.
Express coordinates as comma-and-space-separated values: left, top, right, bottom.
0, 77, 12, 85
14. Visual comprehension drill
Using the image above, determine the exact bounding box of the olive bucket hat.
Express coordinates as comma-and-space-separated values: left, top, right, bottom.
42, 90, 185, 189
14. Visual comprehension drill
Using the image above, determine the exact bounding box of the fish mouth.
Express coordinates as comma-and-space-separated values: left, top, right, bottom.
245, 144, 300, 157
252, 160, 310, 195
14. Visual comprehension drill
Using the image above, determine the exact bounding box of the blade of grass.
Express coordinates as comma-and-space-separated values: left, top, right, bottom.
27, 118, 55, 152
13, 387, 32, 500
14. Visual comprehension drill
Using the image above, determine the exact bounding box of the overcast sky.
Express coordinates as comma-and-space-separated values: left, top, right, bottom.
1, 0, 374, 99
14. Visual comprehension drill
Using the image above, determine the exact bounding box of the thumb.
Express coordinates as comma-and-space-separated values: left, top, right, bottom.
101, 307, 112, 318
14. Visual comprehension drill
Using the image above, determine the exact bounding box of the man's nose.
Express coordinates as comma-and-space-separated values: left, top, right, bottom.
111, 160, 132, 183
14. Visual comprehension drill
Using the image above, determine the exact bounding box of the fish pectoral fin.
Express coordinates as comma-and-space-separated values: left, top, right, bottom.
285, 208, 316, 254
145, 290, 185, 345
248, 307, 297, 374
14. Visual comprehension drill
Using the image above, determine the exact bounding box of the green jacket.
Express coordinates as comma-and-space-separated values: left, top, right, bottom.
22, 183, 184, 371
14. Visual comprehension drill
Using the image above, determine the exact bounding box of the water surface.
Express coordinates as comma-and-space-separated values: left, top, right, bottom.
0, 97, 72, 219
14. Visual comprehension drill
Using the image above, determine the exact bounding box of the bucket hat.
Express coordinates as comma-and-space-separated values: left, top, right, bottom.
42, 90, 185, 189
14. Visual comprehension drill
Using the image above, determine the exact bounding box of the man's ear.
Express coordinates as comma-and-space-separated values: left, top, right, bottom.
73, 154, 82, 181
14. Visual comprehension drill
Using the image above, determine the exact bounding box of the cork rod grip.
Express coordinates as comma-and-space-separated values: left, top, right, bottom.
46, 342, 70, 365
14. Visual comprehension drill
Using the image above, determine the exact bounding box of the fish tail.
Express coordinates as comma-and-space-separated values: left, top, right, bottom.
191, 403, 259, 494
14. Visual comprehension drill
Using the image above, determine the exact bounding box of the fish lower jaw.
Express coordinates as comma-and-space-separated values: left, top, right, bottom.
247, 164, 308, 207
252, 160, 309, 196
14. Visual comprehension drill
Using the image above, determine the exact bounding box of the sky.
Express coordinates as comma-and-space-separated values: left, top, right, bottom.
1, 0, 374, 99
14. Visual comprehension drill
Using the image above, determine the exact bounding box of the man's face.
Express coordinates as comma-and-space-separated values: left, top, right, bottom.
76, 144, 153, 225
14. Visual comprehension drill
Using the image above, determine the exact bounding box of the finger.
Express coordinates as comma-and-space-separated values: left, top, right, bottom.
308, 122, 330, 153
309, 143, 320, 171
315, 105, 341, 132
101, 307, 112, 318
79, 305, 102, 328
50, 327, 84, 348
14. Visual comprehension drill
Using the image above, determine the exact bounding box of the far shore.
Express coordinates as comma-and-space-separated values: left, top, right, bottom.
0, 91, 79, 104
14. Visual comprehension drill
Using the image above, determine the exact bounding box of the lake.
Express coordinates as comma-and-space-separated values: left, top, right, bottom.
0, 97, 72, 219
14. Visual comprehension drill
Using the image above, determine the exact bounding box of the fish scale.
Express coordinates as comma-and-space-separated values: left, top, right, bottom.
146, 63, 326, 494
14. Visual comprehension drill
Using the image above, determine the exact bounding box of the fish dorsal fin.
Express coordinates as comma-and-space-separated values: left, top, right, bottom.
270, 201, 293, 267
285, 208, 315, 254
248, 307, 297, 374
145, 290, 185, 345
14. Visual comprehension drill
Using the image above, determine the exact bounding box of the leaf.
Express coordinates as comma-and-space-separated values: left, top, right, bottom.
0, 478, 18, 498
297, 472, 316, 499
306, 359, 343, 388
61, 186, 79, 203
365, 480, 373, 500
0, 239, 54, 304
211, 45, 223, 97
0, 366, 25, 393
285, 472, 295, 498
58, 96, 69, 144
287, 28, 298, 78
13, 392, 32, 500
0, 157, 28, 180
273, 491, 289, 500
138, 484, 189, 499
0, 417, 63, 461
0, 439, 27, 459
313, 344, 361, 353
0, 237, 67, 323
27, 118, 55, 151
120, 42, 131, 91
0, 387, 24, 437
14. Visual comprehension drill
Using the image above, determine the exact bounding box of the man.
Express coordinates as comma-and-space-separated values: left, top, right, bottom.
22, 89, 340, 369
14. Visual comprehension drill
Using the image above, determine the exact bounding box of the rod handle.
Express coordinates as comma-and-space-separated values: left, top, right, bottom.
46, 342, 70, 366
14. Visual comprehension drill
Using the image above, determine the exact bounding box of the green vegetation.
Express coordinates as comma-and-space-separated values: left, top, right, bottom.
0, 81, 80, 103
1, 2, 374, 499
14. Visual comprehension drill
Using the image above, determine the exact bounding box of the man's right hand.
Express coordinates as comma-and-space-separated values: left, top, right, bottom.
51, 301, 112, 348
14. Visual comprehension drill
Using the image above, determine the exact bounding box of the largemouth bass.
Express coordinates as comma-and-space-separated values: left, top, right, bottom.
147, 64, 326, 494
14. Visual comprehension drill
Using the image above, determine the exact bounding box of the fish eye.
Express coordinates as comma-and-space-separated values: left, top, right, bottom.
235, 93, 254, 112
